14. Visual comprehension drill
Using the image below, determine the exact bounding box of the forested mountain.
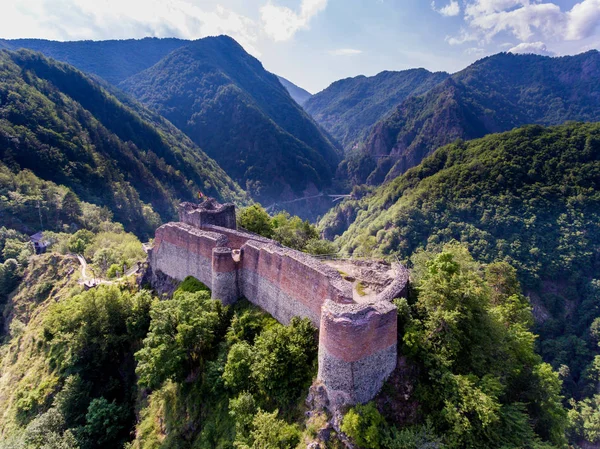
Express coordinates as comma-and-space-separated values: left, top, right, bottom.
321, 123, 600, 430
0, 49, 247, 236
0, 37, 190, 85
277, 75, 312, 105
345, 51, 600, 185
304, 69, 449, 151
120, 35, 341, 206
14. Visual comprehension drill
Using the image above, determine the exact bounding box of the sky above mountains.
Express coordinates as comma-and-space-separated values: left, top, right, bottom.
2, 0, 599, 92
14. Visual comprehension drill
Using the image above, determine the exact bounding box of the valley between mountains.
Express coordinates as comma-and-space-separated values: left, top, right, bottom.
0, 34, 599, 449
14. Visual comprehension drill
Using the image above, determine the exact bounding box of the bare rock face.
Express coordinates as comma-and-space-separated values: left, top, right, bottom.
375, 356, 420, 428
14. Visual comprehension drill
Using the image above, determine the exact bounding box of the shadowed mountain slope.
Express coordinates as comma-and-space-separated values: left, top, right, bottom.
355, 51, 600, 184
305, 69, 449, 152
120, 35, 341, 206
0, 49, 247, 236
277, 75, 312, 105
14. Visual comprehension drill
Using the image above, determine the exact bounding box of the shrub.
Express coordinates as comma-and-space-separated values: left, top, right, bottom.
341, 403, 385, 449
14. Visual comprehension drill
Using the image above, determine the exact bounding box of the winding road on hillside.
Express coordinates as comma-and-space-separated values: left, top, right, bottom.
264, 192, 351, 212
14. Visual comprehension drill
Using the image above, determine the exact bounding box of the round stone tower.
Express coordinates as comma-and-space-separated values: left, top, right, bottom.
211, 247, 239, 305
317, 299, 398, 406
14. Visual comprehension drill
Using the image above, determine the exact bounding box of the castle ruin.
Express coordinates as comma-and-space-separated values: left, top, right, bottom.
148, 199, 408, 406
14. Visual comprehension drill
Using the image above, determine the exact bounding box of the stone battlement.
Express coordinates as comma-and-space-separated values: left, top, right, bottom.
149, 199, 408, 406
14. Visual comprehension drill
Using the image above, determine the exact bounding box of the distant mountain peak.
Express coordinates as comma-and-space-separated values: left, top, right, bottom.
277, 75, 312, 106
119, 35, 340, 212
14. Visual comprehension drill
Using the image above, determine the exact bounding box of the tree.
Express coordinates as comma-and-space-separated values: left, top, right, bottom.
250, 317, 317, 406
246, 410, 300, 449
135, 291, 227, 389
238, 205, 273, 238
402, 244, 567, 448
61, 191, 82, 224
304, 238, 337, 255
77, 397, 128, 449
223, 342, 254, 393
0, 259, 21, 300
19, 408, 79, 449
341, 403, 384, 449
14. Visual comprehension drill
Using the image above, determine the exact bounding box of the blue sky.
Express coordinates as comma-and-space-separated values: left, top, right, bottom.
2, 0, 599, 92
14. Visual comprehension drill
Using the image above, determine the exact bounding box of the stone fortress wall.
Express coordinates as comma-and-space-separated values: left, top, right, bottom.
148, 199, 408, 405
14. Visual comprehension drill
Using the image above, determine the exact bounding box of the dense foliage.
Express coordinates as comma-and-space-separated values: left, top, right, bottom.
237, 204, 336, 254
347, 50, 600, 185
304, 69, 448, 153
0, 49, 247, 237
0, 283, 153, 449
0, 259, 318, 449
130, 282, 318, 449
341, 245, 566, 449
120, 36, 341, 205
0, 37, 189, 85
322, 122, 600, 442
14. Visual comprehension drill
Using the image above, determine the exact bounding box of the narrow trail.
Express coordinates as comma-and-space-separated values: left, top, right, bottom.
74, 254, 140, 288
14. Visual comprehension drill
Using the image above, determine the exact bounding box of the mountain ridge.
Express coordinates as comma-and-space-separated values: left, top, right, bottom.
277, 75, 312, 105
356, 50, 600, 184
0, 48, 247, 236
0, 37, 190, 84
304, 68, 450, 152
120, 35, 342, 207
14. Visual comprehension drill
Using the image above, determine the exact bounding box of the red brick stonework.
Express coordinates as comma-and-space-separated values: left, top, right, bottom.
319, 302, 397, 363
149, 200, 407, 406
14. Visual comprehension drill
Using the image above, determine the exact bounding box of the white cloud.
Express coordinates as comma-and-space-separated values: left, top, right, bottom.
446, 28, 480, 45
328, 48, 362, 56
508, 41, 556, 55
432, 1, 461, 17
467, 2, 564, 41
449, 0, 600, 53
260, 0, 328, 42
566, 0, 600, 40
464, 47, 486, 56
0, 0, 260, 55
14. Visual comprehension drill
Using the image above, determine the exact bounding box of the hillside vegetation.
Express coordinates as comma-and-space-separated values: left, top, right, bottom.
0, 37, 190, 85
321, 123, 600, 434
347, 51, 600, 185
0, 242, 570, 449
0, 49, 247, 237
120, 36, 341, 205
304, 69, 449, 153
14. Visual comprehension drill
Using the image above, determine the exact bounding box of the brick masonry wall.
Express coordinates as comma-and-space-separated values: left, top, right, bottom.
212, 247, 239, 305
239, 241, 353, 327
149, 212, 404, 406
179, 201, 237, 229
151, 223, 227, 288
318, 300, 398, 405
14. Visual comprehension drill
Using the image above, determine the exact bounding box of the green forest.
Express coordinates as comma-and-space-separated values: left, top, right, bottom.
0, 49, 247, 237
321, 121, 600, 446
120, 36, 341, 204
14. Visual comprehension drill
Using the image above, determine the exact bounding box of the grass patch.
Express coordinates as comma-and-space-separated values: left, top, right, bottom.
356, 282, 367, 297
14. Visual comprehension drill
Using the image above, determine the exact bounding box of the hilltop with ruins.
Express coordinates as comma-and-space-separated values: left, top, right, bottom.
147, 198, 409, 407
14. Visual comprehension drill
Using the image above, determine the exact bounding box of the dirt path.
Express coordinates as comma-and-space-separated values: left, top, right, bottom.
74, 254, 140, 287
